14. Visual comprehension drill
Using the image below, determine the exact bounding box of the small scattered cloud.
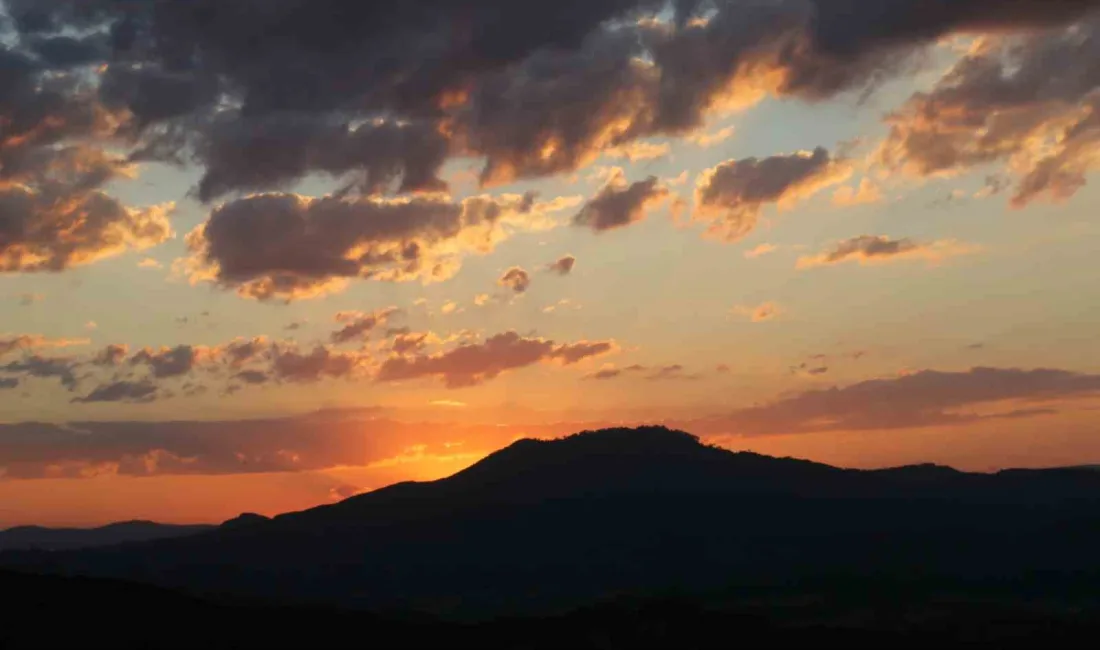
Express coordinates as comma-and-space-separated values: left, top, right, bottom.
797, 236, 979, 269
744, 243, 778, 259
84, 321, 98, 330
732, 302, 782, 323
498, 267, 531, 294
138, 257, 163, 269
331, 308, 398, 344
694, 148, 851, 242
547, 255, 576, 276
440, 301, 460, 315
430, 400, 467, 408
574, 169, 670, 233
473, 294, 491, 307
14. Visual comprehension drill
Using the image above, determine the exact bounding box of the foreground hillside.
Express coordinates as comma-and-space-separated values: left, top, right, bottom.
4, 570, 1100, 649
5, 427, 1100, 619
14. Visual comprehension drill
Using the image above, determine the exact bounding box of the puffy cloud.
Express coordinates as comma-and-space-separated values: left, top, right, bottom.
73, 380, 158, 404
573, 170, 670, 232
1, 0, 1095, 216
270, 344, 368, 383
717, 367, 1100, 435
547, 254, 577, 276
194, 115, 449, 202
331, 308, 398, 344
497, 267, 531, 294
876, 14, 1100, 207
0, 378, 19, 390
377, 331, 615, 388
797, 235, 979, 268
182, 191, 576, 301
694, 148, 851, 241
0, 44, 174, 273
130, 345, 209, 379
217, 337, 272, 369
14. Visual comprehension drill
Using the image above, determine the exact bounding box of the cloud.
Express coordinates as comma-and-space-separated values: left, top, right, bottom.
1, 0, 1094, 222
797, 235, 979, 268
473, 294, 491, 307
440, 301, 460, 315
131, 345, 208, 379
1, 355, 80, 390
547, 254, 577, 276
138, 257, 163, 269
498, 267, 532, 294
832, 178, 883, 206
0, 334, 88, 359
694, 147, 851, 241
689, 125, 736, 147
17, 293, 43, 306
73, 380, 158, 404
181, 192, 575, 301
233, 370, 270, 385
270, 344, 369, 383
331, 308, 398, 344
744, 243, 778, 259
732, 302, 782, 323
645, 364, 703, 381
573, 170, 670, 232
606, 141, 671, 162
376, 331, 614, 388
0, 378, 19, 390
717, 367, 1100, 435
876, 13, 1100, 208
93, 344, 128, 367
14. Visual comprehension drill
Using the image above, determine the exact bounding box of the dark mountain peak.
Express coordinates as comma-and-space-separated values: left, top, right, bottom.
220, 513, 270, 529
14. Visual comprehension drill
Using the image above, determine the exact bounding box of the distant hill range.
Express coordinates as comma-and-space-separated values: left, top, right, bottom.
0, 521, 214, 552
5, 427, 1100, 620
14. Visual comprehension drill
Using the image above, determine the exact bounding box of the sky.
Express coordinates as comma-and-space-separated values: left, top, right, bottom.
3, 0, 1100, 527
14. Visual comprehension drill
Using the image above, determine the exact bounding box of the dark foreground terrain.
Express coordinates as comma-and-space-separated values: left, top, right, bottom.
4, 569, 1100, 649
5, 427, 1100, 646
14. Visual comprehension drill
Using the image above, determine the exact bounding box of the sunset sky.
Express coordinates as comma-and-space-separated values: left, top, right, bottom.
3, 0, 1100, 526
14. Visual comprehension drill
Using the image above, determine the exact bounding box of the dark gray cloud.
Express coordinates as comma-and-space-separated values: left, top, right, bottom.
715, 367, 1100, 435
233, 370, 270, 385
5, 0, 1092, 222
1, 355, 79, 390
270, 345, 367, 383
131, 345, 203, 379
73, 379, 158, 404
0, 378, 19, 390
574, 172, 668, 232
497, 267, 531, 294
547, 254, 576, 275
694, 147, 850, 241
377, 331, 614, 388
184, 192, 568, 301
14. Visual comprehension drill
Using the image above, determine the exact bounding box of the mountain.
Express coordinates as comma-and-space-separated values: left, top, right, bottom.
5, 427, 1100, 619
0, 521, 214, 552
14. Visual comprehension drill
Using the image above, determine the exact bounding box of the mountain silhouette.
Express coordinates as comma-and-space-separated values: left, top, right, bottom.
0, 521, 214, 552
5, 427, 1100, 619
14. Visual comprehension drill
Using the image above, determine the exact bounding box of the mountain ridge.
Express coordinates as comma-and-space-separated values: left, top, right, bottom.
5, 426, 1100, 618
